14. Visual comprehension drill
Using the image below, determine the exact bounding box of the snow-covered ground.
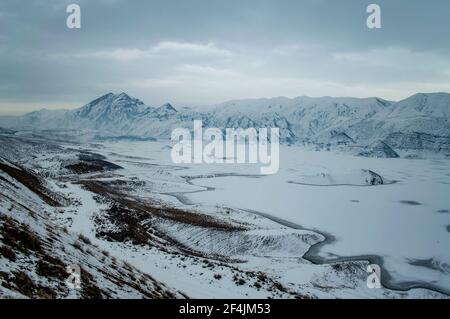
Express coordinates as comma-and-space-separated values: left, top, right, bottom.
1, 135, 448, 298
186, 149, 450, 292
89, 141, 450, 294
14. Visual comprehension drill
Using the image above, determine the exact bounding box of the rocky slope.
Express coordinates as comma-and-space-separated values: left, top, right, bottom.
0, 155, 184, 299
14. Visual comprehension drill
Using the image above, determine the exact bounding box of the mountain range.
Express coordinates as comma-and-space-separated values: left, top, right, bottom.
0, 92, 449, 156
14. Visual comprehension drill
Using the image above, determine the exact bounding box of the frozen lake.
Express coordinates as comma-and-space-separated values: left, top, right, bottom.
182, 148, 450, 292
97, 142, 450, 293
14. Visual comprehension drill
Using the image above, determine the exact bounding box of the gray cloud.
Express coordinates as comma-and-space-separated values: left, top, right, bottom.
0, 0, 449, 114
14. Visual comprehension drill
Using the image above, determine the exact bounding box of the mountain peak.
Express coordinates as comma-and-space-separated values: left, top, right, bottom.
392, 92, 450, 118
144, 103, 178, 119
74, 92, 145, 120
115, 92, 132, 100
157, 103, 177, 112
85, 92, 114, 106
401, 92, 450, 102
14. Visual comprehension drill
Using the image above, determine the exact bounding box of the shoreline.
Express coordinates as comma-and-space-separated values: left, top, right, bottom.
165, 173, 450, 297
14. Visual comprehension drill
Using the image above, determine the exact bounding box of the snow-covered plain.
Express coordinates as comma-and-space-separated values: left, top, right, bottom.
1, 133, 448, 298
91, 141, 450, 294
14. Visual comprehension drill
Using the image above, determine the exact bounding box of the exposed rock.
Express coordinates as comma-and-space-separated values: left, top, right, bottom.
357, 140, 400, 158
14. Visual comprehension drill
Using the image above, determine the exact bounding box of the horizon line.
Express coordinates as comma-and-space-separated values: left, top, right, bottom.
0, 91, 449, 116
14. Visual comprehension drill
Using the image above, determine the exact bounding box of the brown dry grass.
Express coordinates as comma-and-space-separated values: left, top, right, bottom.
0, 163, 60, 207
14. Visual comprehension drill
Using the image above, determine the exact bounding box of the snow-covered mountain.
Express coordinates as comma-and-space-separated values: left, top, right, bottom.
71, 92, 146, 130
0, 92, 449, 154
205, 96, 392, 144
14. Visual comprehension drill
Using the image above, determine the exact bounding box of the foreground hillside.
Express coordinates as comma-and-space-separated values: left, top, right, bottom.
0, 156, 183, 298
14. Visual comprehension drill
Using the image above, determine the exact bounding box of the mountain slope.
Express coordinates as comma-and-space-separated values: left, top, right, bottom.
0, 155, 183, 299
0, 92, 449, 154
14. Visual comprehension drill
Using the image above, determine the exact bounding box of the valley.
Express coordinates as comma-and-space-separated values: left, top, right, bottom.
1, 132, 448, 298
0, 91, 449, 299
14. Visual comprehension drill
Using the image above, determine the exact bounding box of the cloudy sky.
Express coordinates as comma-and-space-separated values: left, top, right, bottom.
0, 0, 449, 114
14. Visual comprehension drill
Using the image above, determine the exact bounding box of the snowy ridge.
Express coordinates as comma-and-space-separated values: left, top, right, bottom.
0, 92, 449, 155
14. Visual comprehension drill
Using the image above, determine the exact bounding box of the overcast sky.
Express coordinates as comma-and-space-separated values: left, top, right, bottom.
0, 0, 449, 114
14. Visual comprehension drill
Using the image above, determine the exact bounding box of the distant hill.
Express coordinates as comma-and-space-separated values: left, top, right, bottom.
0, 92, 449, 155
